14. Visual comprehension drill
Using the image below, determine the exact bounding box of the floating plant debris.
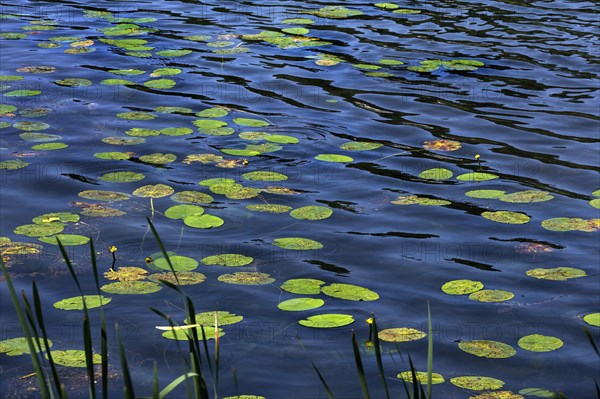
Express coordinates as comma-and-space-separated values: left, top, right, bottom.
423, 139, 461, 151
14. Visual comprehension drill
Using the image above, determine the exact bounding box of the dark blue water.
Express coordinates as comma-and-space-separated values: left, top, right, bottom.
1, 1, 599, 398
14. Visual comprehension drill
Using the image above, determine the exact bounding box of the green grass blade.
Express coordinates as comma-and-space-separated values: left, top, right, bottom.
312, 361, 334, 399
147, 217, 180, 285
584, 328, 600, 358
351, 330, 371, 399
426, 302, 433, 399
116, 323, 135, 399
83, 313, 97, 399
89, 240, 109, 399
370, 316, 390, 399
214, 311, 220, 399
159, 372, 200, 398
408, 355, 418, 399
152, 361, 160, 399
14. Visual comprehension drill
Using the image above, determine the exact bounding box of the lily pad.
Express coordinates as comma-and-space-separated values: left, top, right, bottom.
125, 127, 160, 137
590, 199, 600, 209
423, 139, 461, 151
154, 256, 199, 272
306, 6, 364, 19
518, 388, 553, 398
525, 267, 586, 281
104, 267, 148, 281
149, 271, 206, 285
218, 272, 275, 285
245, 143, 282, 153
282, 27, 309, 35
242, 171, 288, 181
31, 143, 68, 150
470, 391, 524, 399
139, 153, 177, 165
165, 204, 204, 219
541, 217, 597, 232
246, 204, 292, 213
233, 118, 270, 127
100, 171, 145, 183
379, 59, 404, 65
517, 334, 563, 352
221, 149, 260, 157
265, 134, 299, 144
184, 214, 224, 229
100, 79, 135, 86
469, 289, 514, 303
54, 78, 92, 87
14, 222, 64, 237
161, 326, 222, 341
481, 211, 530, 224
80, 206, 126, 217
193, 119, 228, 130
185, 311, 243, 326
500, 190, 554, 203
282, 18, 314, 24
378, 328, 426, 342
442, 279, 484, 295
53, 295, 111, 310
278, 298, 324, 311
133, 184, 174, 198
48, 350, 101, 367
201, 254, 253, 267
78, 190, 130, 201
457, 172, 499, 182
315, 154, 353, 163
239, 131, 269, 140
289, 206, 332, 220
0, 337, 50, 356
143, 79, 176, 89
155, 106, 193, 114
4, 90, 41, 97
339, 141, 382, 151
458, 340, 516, 358
196, 108, 229, 118
171, 191, 214, 204
13, 121, 49, 131
450, 376, 505, 390
418, 168, 453, 180
397, 371, 445, 385
273, 237, 323, 250
108, 69, 145, 75
160, 127, 193, 136
117, 111, 155, 120
583, 313, 600, 327
299, 314, 354, 328
101, 281, 162, 294
280, 278, 325, 295
465, 190, 506, 199
0, 160, 29, 170
94, 151, 131, 160
38, 234, 90, 246
322, 283, 379, 301
102, 137, 146, 145
32, 212, 79, 224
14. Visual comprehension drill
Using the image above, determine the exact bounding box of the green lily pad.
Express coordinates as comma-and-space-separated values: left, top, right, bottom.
148, 271, 206, 285
53, 295, 111, 310
322, 283, 379, 301
299, 314, 354, 328
375, 3, 400, 9
101, 281, 162, 294
242, 171, 288, 181
458, 340, 516, 358
0, 337, 50, 356
525, 267, 586, 281
78, 190, 130, 201
32, 212, 79, 224
207, 41, 234, 48
20, 133, 61, 142
100, 171, 145, 183
202, 127, 236, 136
306, 6, 364, 19
13, 121, 49, 131
450, 376, 504, 390
139, 153, 177, 164
290, 206, 333, 220
0, 160, 29, 170
171, 191, 214, 204
339, 141, 382, 151
273, 237, 323, 250
239, 131, 269, 140
583, 313, 600, 327
221, 149, 260, 157
4, 90, 41, 97
590, 199, 600, 209
379, 59, 404, 65
541, 217, 598, 232
0, 240, 42, 256
0, 104, 17, 115
193, 119, 228, 130
353, 64, 382, 71
265, 134, 299, 144
378, 327, 428, 343
102, 137, 146, 145
397, 371, 445, 385
223, 186, 261, 199
133, 184, 174, 198
201, 254, 253, 267
81, 206, 126, 217
155, 106, 193, 114
469, 289, 514, 303
19, 107, 51, 117
156, 49, 191, 57
196, 108, 229, 118
184, 214, 224, 229
282, 27, 309, 35
108, 69, 145, 75
14, 222, 64, 237
392, 195, 450, 206
185, 311, 243, 326
160, 127, 193, 136
54, 78, 92, 87
282, 18, 315, 24
218, 272, 275, 285
442, 279, 484, 295
246, 204, 292, 213
213, 47, 250, 55
315, 154, 353, 163
481, 211, 530, 224
165, 204, 204, 219
104, 267, 148, 282
100, 79, 136, 86
154, 255, 199, 272
117, 111, 155, 120
278, 298, 324, 311
31, 142, 68, 150
465, 189, 506, 199
518, 388, 553, 398
143, 79, 176, 89
150, 68, 182, 78
500, 190, 554, 203
161, 326, 222, 341
245, 143, 282, 153
125, 128, 160, 137
47, 350, 102, 367
456, 172, 499, 182
233, 118, 270, 127
280, 278, 325, 295
38, 234, 90, 246
518, 334, 563, 352
419, 168, 453, 180
94, 151, 131, 160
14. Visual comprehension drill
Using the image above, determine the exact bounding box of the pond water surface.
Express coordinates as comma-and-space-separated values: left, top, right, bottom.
1, 1, 599, 398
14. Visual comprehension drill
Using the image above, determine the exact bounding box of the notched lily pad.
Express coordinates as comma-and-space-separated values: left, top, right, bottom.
101, 281, 162, 294
165, 204, 204, 219
53, 295, 111, 310
419, 168, 453, 180
481, 211, 530, 224
500, 190, 553, 203
299, 314, 354, 328
278, 298, 324, 311
154, 256, 199, 272
442, 279, 484, 295
583, 313, 600, 327
322, 283, 379, 301
0, 337, 50, 356
517, 334, 563, 352
184, 214, 224, 229
465, 189, 506, 199
218, 272, 275, 285
469, 289, 514, 303
525, 267, 586, 281
201, 254, 253, 267
378, 328, 426, 342
185, 311, 243, 326
458, 340, 516, 358
149, 271, 206, 285
289, 206, 333, 220
450, 375, 505, 390
280, 278, 325, 295
314, 154, 353, 163
457, 172, 499, 182
339, 141, 382, 151
133, 184, 174, 198
273, 237, 323, 250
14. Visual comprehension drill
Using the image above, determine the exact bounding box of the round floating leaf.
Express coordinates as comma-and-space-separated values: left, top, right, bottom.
265, 134, 299, 144
221, 149, 260, 157
171, 191, 214, 204
278, 298, 324, 311
379, 58, 404, 65
193, 119, 228, 130
442, 279, 484, 295
299, 314, 354, 328
525, 267, 586, 281
419, 168, 453, 180
160, 127, 193, 136
583, 313, 600, 327
101, 281, 161, 294
102, 137, 146, 145
282, 27, 309, 35
165, 204, 204, 219
31, 143, 68, 150
19, 107, 51, 117
100, 79, 135, 86
47, 350, 101, 367
149, 271, 206, 285
280, 278, 325, 295
541, 217, 597, 232
117, 111, 155, 120
392, 195, 450, 206
53, 295, 111, 310
94, 151, 131, 160
100, 171, 145, 183
590, 199, 600, 209
139, 153, 177, 165
450, 376, 504, 390
423, 139, 461, 151
338, 141, 382, 151
283, 18, 314, 24
201, 254, 253, 267
196, 108, 229, 118
0, 240, 42, 256
245, 143, 282, 153
184, 214, 224, 229
518, 388, 553, 398
80, 206, 125, 217
4, 90, 41, 97
242, 171, 288, 181
518, 334, 563, 352
155, 106, 193, 114
289, 206, 333, 221
1, 337, 50, 356
262, 186, 299, 195
470, 391, 524, 399
457, 172, 499, 182
207, 41, 234, 48
32, 212, 79, 224
0, 104, 17, 115
458, 340, 516, 358
481, 211, 530, 224
224, 186, 261, 200
162, 326, 222, 341
54, 78, 92, 87
500, 190, 554, 203
233, 118, 270, 127
185, 311, 243, 326
133, 184, 174, 198
218, 272, 275, 285
378, 328, 426, 342
38, 234, 90, 246
143, 79, 176, 89
125, 127, 160, 137
397, 371, 445, 385
0, 160, 29, 170
104, 267, 148, 281
150, 68, 182, 77
156, 49, 191, 57
315, 153, 353, 163
109, 69, 145, 75
13, 121, 49, 131
246, 204, 292, 213
79, 190, 130, 201
322, 283, 379, 301
465, 189, 506, 199
469, 289, 514, 303
273, 237, 323, 250
14, 222, 64, 237
154, 256, 198, 272
353, 64, 382, 70
239, 131, 269, 140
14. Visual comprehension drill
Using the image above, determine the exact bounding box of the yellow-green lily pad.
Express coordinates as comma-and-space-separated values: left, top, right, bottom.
458, 340, 516, 358
465, 190, 506, 199
469, 289, 514, 303
94, 151, 131, 160
117, 111, 155, 120
165, 204, 204, 219
39, 234, 90, 246
442, 279, 484, 295
14, 222, 64, 237
13, 121, 49, 131
419, 168, 453, 180
149, 271, 206, 285
78, 190, 130, 201
160, 127, 193, 136
47, 350, 101, 367
31, 142, 68, 150
218, 272, 275, 285
481, 211, 530, 224
470, 391, 524, 399
340, 141, 383, 151
280, 278, 325, 294
185, 311, 243, 326
0, 160, 29, 170
322, 283, 379, 301
125, 128, 160, 137
541, 217, 598, 232
233, 117, 269, 127
32, 212, 79, 224
0, 337, 50, 356
500, 190, 554, 203
201, 254, 253, 267
101, 281, 162, 294
450, 375, 504, 390
143, 79, 176, 89
278, 298, 324, 311
171, 191, 214, 204
196, 108, 229, 118
53, 295, 111, 310
397, 371, 445, 384
525, 267, 586, 281
265, 134, 299, 144
583, 313, 600, 327
517, 334, 563, 352
590, 199, 600, 209
161, 326, 222, 341
273, 237, 323, 250
299, 314, 354, 328
133, 184, 174, 198
289, 206, 333, 220
457, 172, 499, 182
378, 327, 426, 342
154, 255, 198, 272
184, 214, 224, 229
518, 388, 553, 398
104, 267, 148, 281
100, 171, 145, 183
246, 204, 292, 213
139, 153, 177, 165
242, 171, 288, 181
314, 154, 353, 163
